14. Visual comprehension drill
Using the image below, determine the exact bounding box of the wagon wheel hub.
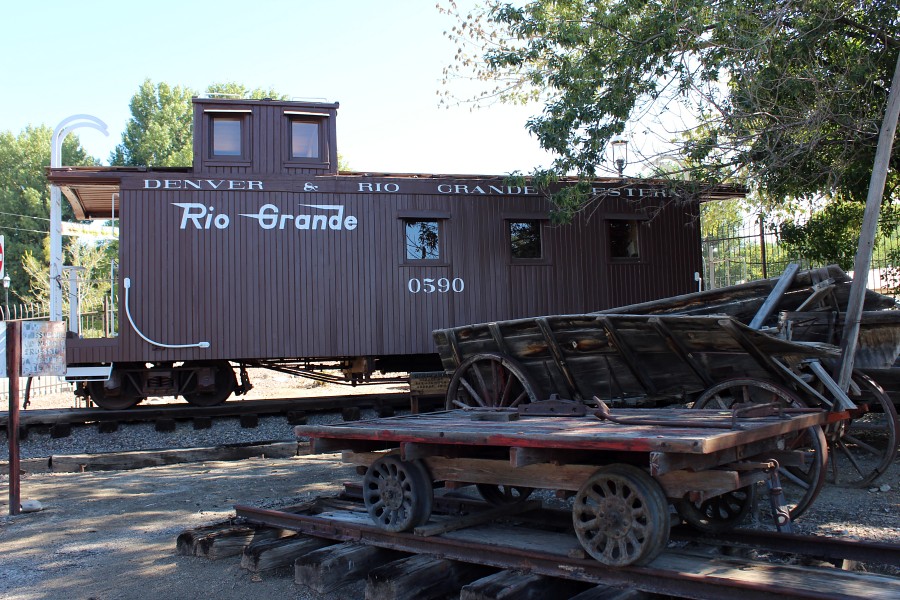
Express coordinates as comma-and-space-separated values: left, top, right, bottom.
380, 479, 405, 510
597, 498, 630, 538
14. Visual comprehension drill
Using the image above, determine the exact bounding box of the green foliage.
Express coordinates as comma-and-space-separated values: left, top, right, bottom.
110, 79, 196, 166
21, 239, 114, 311
206, 82, 288, 100
778, 199, 900, 271
0, 125, 94, 297
440, 1, 900, 215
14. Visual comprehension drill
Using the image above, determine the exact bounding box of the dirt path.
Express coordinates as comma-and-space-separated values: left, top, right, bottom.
0, 454, 358, 600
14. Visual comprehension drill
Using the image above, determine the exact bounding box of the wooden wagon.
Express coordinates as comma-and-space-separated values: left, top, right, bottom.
294, 403, 835, 567
432, 266, 899, 489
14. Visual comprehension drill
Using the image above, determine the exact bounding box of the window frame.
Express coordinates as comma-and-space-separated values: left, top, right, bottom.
284, 111, 330, 168
205, 110, 252, 165
506, 218, 550, 265
398, 211, 450, 266
606, 216, 644, 262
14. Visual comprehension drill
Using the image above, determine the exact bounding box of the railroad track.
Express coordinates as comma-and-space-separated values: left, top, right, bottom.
0, 392, 413, 435
175, 486, 899, 600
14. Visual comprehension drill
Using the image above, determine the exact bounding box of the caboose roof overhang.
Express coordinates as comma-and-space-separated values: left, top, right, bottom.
48, 166, 745, 221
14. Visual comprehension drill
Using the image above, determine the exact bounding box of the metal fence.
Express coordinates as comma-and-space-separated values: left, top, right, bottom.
701, 216, 900, 294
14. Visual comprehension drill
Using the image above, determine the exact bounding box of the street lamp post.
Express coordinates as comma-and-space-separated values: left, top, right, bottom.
610, 136, 629, 177
50, 115, 108, 322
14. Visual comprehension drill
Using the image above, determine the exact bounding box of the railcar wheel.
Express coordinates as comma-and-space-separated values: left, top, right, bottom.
827, 372, 899, 487
476, 484, 534, 505
87, 373, 142, 410
572, 464, 670, 567
445, 352, 540, 410
675, 486, 755, 533
182, 361, 236, 407
694, 378, 826, 520
363, 456, 433, 532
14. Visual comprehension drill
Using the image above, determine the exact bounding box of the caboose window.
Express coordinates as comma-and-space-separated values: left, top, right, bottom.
212, 117, 242, 156
509, 221, 543, 259
291, 121, 320, 159
609, 219, 640, 259
405, 220, 440, 260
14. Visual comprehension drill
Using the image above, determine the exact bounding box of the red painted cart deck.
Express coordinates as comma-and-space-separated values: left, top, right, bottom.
295, 408, 827, 455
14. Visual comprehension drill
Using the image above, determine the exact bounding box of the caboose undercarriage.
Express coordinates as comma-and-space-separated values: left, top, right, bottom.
71, 354, 440, 410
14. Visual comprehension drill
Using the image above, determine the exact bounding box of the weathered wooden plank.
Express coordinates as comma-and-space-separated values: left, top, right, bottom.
653, 552, 900, 600
424, 456, 598, 491
655, 469, 741, 499
298, 408, 828, 455
176, 522, 287, 560
294, 542, 407, 593
47, 442, 299, 473
460, 569, 586, 600
367, 555, 492, 600
414, 500, 542, 537
240, 533, 334, 572
749, 262, 800, 329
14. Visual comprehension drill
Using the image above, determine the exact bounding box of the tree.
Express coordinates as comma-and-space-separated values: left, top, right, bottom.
440, 1, 900, 221
0, 125, 94, 301
21, 238, 114, 316
110, 79, 195, 167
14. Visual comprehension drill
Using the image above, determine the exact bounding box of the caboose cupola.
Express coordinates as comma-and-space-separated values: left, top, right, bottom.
193, 97, 339, 174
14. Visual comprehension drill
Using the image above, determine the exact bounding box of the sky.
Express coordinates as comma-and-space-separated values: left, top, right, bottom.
0, 0, 556, 175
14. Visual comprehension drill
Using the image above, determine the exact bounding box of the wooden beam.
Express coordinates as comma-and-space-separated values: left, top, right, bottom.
367, 555, 492, 600
413, 500, 541, 537
424, 456, 597, 491
241, 533, 335, 572
460, 569, 586, 600
655, 469, 740, 500
648, 317, 714, 387
595, 316, 658, 395
748, 262, 800, 330
295, 542, 407, 594
535, 317, 582, 400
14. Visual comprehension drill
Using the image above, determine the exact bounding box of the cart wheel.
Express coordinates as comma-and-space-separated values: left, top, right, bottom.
572, 464, 670, 566
183, 361, 236, 407
827, 372, 899, 487
476, 484, 534, 505
363, 456, 433, 532
446, 352, 540, 410
675, 485, 755, 533
693, 378, 826, 520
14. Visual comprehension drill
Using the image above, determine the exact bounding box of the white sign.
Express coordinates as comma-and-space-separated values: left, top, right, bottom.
21, 321, 66, 377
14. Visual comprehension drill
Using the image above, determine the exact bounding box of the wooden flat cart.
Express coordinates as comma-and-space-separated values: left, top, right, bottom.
294, 405, 835, 567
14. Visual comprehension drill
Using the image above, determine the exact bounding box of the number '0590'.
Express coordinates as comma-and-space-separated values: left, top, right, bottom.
407, 277, 465, 293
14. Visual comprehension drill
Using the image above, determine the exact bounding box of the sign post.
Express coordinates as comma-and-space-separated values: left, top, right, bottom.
7, 321, 21, 515
6, 320, 65, 515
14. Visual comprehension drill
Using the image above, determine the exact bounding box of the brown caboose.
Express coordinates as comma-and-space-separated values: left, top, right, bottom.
48, 97, 741, 408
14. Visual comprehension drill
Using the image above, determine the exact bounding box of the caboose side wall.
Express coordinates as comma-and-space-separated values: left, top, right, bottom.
66, 175, 701, 366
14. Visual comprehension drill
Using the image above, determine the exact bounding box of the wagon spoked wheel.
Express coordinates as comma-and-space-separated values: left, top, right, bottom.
362, 456, 433, 532
572, 464, 670, 567
445, 352, 540, 410
675, 486, 755, 533
475, 483, 534, 505
693, 378, 826, 520
826, 372, 899, 487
